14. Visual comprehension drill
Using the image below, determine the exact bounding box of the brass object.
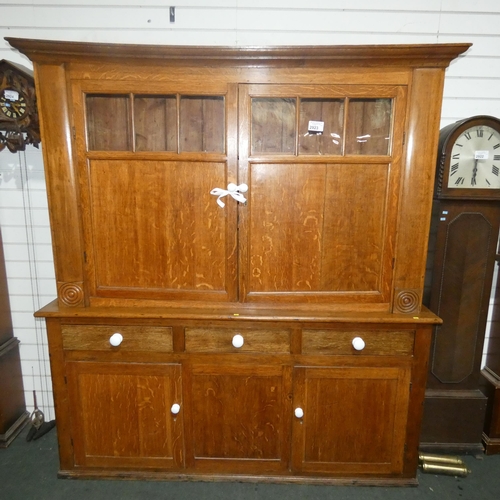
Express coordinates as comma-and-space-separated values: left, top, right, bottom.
418, 452, 470, 477
420, 462, 470, 477
419, 453, 465, 465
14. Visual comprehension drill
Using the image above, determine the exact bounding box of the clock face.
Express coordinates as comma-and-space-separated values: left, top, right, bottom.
448, 125, 500, 189
0, 88, 28, 120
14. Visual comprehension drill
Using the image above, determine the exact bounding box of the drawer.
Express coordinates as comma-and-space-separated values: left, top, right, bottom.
185, 327, 290, 353
62, 325, 173, 352
302, 329, 414, 356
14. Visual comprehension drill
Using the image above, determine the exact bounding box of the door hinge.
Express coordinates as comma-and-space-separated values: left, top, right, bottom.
83, 251, 87, 263
72, 126, 76, 140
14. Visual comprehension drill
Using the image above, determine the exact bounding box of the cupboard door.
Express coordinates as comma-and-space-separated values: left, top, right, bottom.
238, 84, 406, 307
74, 84, 238, 304
66, 362, 184, 469
292, 365, 411, 475
186, 362, 292, 474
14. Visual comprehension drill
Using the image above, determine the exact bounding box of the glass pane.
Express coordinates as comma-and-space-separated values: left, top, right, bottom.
346, 99, 392, 155
134, 95, 177, 152
86, 95, 131, 151
299, 99, 344, 155
251, 98, 296, 155
180, 96, 225, 152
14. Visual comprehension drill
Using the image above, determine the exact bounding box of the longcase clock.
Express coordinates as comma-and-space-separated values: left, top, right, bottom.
420, 115, 500, 454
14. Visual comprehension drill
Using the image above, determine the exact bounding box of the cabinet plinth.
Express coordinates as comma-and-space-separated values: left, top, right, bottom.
6, 38, 468, 483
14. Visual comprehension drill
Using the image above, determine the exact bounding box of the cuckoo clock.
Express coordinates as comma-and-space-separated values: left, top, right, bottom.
0, 60, 40, 153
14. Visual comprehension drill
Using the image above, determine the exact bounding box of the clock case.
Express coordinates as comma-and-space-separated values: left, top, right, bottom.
435, 115, 500, 201
421, 115, 500, 453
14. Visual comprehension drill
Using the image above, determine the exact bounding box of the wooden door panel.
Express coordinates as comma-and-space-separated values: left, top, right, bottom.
67, 362, 184, 469
245, 163, 389, 297
187, 363, 292, 473
88, 160, 236, 301
292, 366, 410, 475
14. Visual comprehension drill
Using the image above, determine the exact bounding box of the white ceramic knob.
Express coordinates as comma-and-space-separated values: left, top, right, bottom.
232, 334, 244, 348
352, 336, 366, 351
294, 407, 304, 419
170, 403, 181, 415
109, 333, 123, 347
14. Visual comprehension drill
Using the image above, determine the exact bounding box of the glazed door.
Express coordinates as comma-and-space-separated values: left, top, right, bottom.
291, 365, 411, 475
185, 362, 293, 474
66, 361, 184, 469
73, 81, 238, 304
238, 84, 407, 307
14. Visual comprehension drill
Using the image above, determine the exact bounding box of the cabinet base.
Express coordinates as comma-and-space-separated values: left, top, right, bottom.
57, 469, 418, 487
481, 368, 500, 454
482, 432, 500, 455
0, 411, 30, 448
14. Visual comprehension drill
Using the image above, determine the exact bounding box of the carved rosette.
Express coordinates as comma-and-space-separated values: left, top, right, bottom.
393, 289, 421, 314
57, 281, 84, 307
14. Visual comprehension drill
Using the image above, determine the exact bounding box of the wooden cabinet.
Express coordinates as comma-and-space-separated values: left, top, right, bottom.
482, 254, 500, 454
0, 227, 29, 448
6, 37, 469, 484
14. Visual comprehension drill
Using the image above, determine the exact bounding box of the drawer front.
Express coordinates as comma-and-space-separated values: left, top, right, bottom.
185, 327, 290, 353
302, 329, 414, 356
62, 325, 173, 352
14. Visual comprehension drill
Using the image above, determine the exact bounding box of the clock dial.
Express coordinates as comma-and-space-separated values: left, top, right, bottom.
0, 88, 28, 120
448, 125, 500, 189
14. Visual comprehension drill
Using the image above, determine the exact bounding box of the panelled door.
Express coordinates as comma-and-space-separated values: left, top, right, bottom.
238, 84, 407, 307
291, 365, 411, 475
66, 361, 184, 469
73, 80, 239, 303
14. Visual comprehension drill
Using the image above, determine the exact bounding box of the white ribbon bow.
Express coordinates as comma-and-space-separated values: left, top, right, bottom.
210, 183, 248, 208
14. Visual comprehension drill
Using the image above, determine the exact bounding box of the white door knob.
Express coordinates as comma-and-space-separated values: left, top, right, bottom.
294, 407, 304, 419
109, 333, 123, 347
352, 337, 366, 351
232, 334, 244, 348
170, 403, 181, 415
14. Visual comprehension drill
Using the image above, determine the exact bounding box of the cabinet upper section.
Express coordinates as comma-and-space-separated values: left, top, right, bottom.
5, 38, 470, 314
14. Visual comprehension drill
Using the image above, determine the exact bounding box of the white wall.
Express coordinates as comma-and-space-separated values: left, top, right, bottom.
1, 1, 499, 419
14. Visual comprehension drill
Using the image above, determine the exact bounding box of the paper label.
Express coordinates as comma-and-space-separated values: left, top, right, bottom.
475, 150, 489, 160
308, 120, 324, 133
4, 89, 19, 101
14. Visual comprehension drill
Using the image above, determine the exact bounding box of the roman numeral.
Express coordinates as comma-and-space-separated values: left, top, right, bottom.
455, 176, 465, 185
477, 129, 484, 137
471, 176, 477, 186
464, 132, 472, 140
493, 165, 499, 176
452, 153, 460, 160
450, 163, 459, 175
495, 155, 500, 161
486, 179, 492, 186
456, 143, 463, 148
494, 143, 500, 150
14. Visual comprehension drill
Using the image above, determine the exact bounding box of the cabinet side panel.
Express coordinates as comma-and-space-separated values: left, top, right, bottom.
34, 64, 84, 305
393, 68, 446, 313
